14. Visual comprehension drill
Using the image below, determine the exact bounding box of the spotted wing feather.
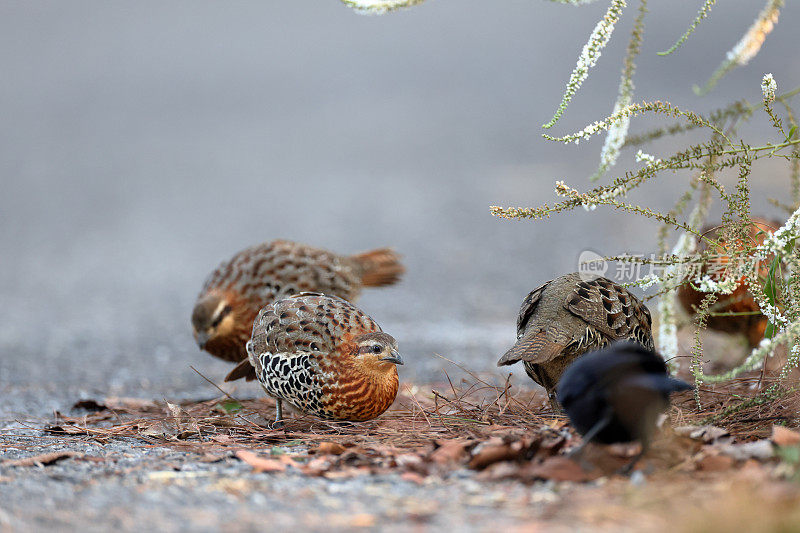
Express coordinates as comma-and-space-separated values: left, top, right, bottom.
201, 240, 364, 310
564, 277, 653, 349
257, 292, 380, 353
516, 281, 551, 334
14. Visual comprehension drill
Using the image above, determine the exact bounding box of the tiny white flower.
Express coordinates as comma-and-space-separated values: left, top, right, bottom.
762, 73, 777, 103
635, 150, 660, 165
638, 274, 661, 289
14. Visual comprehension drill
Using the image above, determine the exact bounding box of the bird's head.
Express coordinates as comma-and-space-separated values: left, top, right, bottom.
352, 332, 403, 374
191, 291, 236, 350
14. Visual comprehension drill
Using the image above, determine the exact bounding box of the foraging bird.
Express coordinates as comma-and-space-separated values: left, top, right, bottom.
191, 239, 404, 380
497, 273, 654, 406
677, 218, 778, 348
556, 341, 692, 458
231, 292, 403, 424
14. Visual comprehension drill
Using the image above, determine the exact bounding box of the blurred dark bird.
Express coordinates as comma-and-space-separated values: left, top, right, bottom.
229, 292, 403, 424
191, 239, 404, 380
677, 218, 778, 348
556, 341, 692, 463
497, 273, 654, 406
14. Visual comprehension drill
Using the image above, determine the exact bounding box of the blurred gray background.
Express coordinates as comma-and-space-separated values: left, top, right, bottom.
2, 1, 799, 416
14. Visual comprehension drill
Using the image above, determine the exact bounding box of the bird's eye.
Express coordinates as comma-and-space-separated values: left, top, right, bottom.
372, 345, 383, 354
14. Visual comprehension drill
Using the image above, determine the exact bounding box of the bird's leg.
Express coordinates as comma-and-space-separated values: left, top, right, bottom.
272, 399, 284, 429
568, 406, 613, 459
617, 448, 645, 476
547, 392, 564, 414
617, 437, 648, 475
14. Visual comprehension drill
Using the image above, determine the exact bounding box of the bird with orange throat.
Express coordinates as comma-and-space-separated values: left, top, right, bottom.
234, 292, 403, 424
191, 239, 404, 381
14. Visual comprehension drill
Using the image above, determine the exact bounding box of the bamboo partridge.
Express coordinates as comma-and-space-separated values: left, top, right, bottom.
232, 292, 403, 424
677, 218, 778, 348
191, 239, 404, 380
497, 273, 654, 405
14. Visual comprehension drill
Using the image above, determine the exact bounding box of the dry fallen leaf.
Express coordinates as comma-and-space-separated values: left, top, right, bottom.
428, 440, 473, 464
43, 424, 88, 436
394, 453, 425, 470
314, 442, 346, 455
139, 422, 176, 439
537, 436, 567, 457
475, 461, 520, 482
72, 399, 108, 411
675, 425, 730, 443
400, 471, 426, 485
772, 426, 800, 447
300, 456, 332, 476
468, 444, 517, 470
696, 453, 735, 472
3, 451, 78, 467
235, 450, 288, 473
323, 466, 371, 479
527, 456, 599, 482
167, 402, 190, 424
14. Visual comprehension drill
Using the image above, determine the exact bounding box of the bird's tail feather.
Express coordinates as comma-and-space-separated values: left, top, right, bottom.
497, 332, 566, 366
351, 248, 405, 287
224, 358, 256, 382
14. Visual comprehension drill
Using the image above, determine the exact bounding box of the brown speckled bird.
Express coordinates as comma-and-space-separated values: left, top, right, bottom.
677, 218, 778, 348
230, 292, 403, 424
497, 273, 654, 406
191, 239, 404, 379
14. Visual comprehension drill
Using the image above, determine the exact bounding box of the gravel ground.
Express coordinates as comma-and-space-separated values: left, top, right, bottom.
3, 1, 800, 531
1, 436, 565, 532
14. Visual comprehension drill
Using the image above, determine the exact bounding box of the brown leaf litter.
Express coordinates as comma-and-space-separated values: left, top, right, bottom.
3, 370, 799, 484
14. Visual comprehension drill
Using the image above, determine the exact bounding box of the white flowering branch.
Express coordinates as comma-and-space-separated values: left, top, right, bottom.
658, 0, 717, 56
699, 321, 800, 383
340, 0, 427, 14
590, 0, 647, 181
695, 0, 783, 95
543, 0, 627, 129
657, 194, 710, 365
547, 0, 602, 5
543, 100, 731, 147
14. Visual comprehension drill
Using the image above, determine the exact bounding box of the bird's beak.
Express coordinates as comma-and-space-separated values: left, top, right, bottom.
196, 331, 210, 350
380, 349, 404, 366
